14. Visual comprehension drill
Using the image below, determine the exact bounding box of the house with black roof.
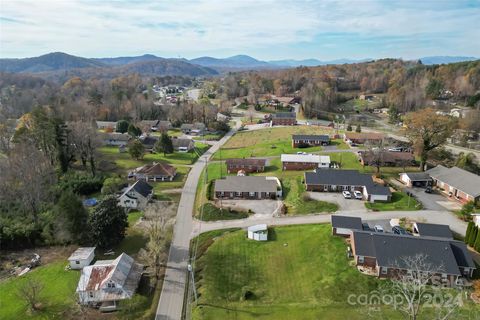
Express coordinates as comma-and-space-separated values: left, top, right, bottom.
351, 230, 476, 280
118, 180, 153, 209
304, 169, 391, 202
292, 134, 330, 147
331, 215, 363, 237
413, 222, 453, 239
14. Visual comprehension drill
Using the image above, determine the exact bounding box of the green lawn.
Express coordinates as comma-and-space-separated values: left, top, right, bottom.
98, 142, 210, 171
0, 261, 80, 320
192, 225, 397, 320
365, 192, 422, 211
151, 166, 191, 193
211, 126, 338, 160
193, 133, 225, 141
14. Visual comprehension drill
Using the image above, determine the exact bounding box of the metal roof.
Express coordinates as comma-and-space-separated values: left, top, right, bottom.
281, 154, 330, 164
248, 224, 268, 232
68, 247, 95, 261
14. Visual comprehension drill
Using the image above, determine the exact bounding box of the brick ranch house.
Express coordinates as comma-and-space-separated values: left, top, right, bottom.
214, 176, 282, 200
305, 169, 391, 202
128, 162, 176, 182
358, 150, 415, 167
350, 230, 476, 280
281, 154, 330, 171
225, 158, 266, 174
291, 134, 330, 148
426, 165, 480, 204
344, 132, 384, 145
271, 112, 297, 126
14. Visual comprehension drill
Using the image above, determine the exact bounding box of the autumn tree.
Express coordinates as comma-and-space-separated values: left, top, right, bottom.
404, 108, 456, 171
69, 121, 101, 176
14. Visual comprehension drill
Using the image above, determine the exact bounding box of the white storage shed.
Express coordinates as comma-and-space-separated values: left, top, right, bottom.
68, 247, 95, 269
247, 224, 268, 241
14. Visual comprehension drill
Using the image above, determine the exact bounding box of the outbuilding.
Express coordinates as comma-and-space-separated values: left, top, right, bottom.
68, 247, 95, 270
399, 172, 432, 187
247, 224, 268, 241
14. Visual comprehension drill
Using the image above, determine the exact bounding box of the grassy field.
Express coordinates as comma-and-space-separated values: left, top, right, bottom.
192, 225, 397, 320
98, 142, 210, 170
365, 192, 422, 211
0, 261, 80, 320
211, 126, 339, 160
151, 166, 191, 193
200, 203, 250, 221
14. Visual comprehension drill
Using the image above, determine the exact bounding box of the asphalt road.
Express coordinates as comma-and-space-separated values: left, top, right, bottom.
155, 123, 239, 320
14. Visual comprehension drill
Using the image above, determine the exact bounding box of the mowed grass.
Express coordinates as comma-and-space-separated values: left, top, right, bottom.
0, 261, 80, 320
192, 224, 397, 320
365, 192, 422, 211
212, 126, 338, 160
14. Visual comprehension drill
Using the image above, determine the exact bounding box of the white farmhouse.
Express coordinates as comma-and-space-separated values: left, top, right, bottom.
118, 180, 153, 210
68, 247, 95, 270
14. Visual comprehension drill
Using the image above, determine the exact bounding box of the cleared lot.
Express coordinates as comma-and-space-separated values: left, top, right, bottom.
307, 192, 366, 211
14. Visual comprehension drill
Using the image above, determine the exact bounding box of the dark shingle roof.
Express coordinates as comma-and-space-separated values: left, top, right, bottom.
273, 112, 296, 119
352, 231, 475, 275
364, 184, 391, 196
131, 180, 153, 197
414, 223, 453, 239
331, 215, 363, 230
172, 138, 193, 149
403, 172, 432, 181
292, 134, 330, 142
214, 176, 278, 193
225, 158, 266, 167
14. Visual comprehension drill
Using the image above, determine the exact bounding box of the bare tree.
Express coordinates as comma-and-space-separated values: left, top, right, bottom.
17, 278, 44, 311
364, 141, 386, 174
69, 121, 102, 176
384, 254, 462, 320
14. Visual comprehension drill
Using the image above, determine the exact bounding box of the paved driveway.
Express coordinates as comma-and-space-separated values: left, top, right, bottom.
407, 187, 462, 211
307, 192, 367, 212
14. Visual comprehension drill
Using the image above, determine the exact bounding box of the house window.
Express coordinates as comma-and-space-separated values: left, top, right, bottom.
381, 267, 388, 275
249, 192, 255, 197
236, 192, 242, 196
89, 292, 94, 298
75, 261, 80, 264
358, 256, 364, 263
107, 283, 115, 288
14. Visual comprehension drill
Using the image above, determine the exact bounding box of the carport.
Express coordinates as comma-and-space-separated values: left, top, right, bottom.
399, 172, 432, 187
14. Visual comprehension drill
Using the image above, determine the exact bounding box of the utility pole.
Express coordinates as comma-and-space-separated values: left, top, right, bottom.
187, 263, 198, 303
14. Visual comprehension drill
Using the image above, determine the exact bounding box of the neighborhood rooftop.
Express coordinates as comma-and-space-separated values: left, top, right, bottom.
281, 154, 330, 163
214, 176, 278, 193
122, 180, 153, 199
68, 247, 95, 261
331, 215, 363, 230
292, 134, 330, 141
273, 112, 296, 118
305, 169, 373, 186
225, 158, 267, 166
352, 231, 475, 276
426, 165, 480, 197
414, 222, 453, 239
402, 172, 432, 181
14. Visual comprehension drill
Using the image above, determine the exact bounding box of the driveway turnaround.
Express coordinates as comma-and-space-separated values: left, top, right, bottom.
155, 123, 239, 320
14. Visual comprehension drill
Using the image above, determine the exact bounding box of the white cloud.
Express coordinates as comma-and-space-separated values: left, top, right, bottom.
0, 0, 479, 59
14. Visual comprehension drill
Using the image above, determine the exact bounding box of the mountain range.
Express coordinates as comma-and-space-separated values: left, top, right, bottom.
0, 52, 478, 78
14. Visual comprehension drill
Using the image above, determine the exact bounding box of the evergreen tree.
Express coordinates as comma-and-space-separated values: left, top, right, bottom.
155, 133, 174, 156
54, 190, 88, 242
468, 226, 478, 247
128, 139, 145, 160
355, 124, 362, 133
465, 222, 474, 244
116, 120, 129, 133
88, 195, 128, 248
474, 230, 480, 252
347, 124, 353, 131
127, 124, 142, 137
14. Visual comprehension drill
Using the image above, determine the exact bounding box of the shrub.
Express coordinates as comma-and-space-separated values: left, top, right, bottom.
58, 172, 104, 195
302, 192, 311, 202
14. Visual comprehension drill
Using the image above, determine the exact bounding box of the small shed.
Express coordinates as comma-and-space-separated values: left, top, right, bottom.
68, 247, 95, 269
247, 224, 268, 241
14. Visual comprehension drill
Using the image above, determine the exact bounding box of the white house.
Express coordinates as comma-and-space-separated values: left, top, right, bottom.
247, 224, 268, 241
77, 253, 143, 310
68, 247, 95, 270
118, 180, 153, 210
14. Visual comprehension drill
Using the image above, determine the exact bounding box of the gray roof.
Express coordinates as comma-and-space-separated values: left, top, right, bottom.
273, 112, 296, 119
214, 176, 278, 193
292, 134, 330, 142
414, 223, 453, 239
352, 231, 475, 275
403, 172, 432, 181
331, 215, 363, 230
102, 132, 130, 141
305, 169, 390, 196
426, 165, 480, 197
68, 247, 95, 261
125, 180, 153, 198
172, 138, 194, 149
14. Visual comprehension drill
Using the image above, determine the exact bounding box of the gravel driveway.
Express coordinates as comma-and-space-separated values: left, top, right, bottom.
307, 192, 367, 212
218, 199, 282, 216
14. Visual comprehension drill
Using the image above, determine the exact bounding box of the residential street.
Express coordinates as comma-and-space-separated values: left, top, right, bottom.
191, 209, 468, 238
155, 121, 240, 320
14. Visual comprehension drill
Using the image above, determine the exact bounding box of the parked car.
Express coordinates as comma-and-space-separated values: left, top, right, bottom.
362, 223, 371, 231
353, 191, 363, 200
425, 186, 432, 193
388, 147, 403, 152
392, 226, 410, 235
342, 191, 352, 199
374, 225, 384, 232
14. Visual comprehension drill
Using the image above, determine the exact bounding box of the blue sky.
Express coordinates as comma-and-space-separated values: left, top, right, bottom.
1, 0, 479, 60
